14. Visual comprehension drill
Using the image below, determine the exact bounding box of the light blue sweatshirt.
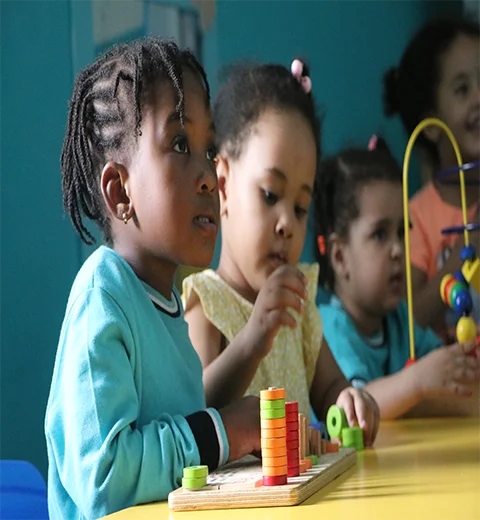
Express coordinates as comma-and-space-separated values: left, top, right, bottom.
45, 246, 228, 519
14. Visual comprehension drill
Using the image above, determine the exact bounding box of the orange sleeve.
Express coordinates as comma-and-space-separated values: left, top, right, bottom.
408, 194, 432, 275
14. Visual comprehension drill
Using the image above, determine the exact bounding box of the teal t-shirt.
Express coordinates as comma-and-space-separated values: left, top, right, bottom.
45, 246, 228, 520
319, 297, 442, 387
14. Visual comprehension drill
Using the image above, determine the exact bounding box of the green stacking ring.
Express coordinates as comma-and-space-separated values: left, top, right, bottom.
341, 426, 364, 451
183, 465, 208, 479
260, 398, 286, 411
260, 408, 286, 420
305, 454, 318, 465
182, 476, 208, 489
326, 405, 348, 439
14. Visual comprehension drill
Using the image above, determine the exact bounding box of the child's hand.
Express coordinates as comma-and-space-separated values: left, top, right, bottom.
413, 341, 480, 398
335, 387, 380, 447
244, 265, 308, 358
219, 395, 261, 462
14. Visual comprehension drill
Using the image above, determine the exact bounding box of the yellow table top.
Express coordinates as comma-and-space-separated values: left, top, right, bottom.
104, 417, 480, 520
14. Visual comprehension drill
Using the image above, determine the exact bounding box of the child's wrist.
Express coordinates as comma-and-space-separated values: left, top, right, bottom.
406, 359, 423, 400
241, 322, 269, 361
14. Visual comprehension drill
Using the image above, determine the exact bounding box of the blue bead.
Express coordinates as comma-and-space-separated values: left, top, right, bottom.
460, 245, 477, 262
453, 289, 473, 315
453, 270, 467, 284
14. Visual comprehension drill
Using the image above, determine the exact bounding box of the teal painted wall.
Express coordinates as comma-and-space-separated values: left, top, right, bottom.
1, 0, 80, 477
0, 0, 462, 480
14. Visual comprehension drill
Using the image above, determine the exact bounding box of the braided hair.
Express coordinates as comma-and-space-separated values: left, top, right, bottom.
61, 37, 209, 245
313, 137, 402, 292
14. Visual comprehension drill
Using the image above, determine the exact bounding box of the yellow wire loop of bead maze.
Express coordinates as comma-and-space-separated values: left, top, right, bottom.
403, 117, 468, 361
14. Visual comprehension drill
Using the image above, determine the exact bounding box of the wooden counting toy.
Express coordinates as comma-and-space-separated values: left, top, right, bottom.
168, 388, 357, 511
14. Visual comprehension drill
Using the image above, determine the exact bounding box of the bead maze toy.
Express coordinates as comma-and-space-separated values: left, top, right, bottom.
403, 117, 479, 366
168, 389, 361, 512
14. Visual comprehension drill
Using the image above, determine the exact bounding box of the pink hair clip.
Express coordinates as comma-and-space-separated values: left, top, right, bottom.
291, 59, 312, 94
368, 134, 378, 151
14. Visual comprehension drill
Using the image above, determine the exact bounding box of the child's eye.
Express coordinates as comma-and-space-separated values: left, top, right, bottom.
206, 145, 217, 162
295, 206, 308, 219
373, 229, 387, 242
263, 190, 278, 205
398, 226, 405, 240
173, 135, 189, 154
454, 83, 469, 98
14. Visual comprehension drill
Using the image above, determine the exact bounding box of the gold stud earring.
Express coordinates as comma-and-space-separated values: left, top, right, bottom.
122, 212, 128, 225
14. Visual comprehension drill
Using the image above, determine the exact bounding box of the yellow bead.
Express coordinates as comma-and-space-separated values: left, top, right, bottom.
456, 317, 477, 344
462, 258, 480, 293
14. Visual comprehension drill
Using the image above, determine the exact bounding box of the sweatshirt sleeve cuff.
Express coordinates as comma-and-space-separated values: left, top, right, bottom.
186, 409, 229, 470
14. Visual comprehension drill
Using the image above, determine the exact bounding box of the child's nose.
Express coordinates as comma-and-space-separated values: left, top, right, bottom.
197, 165, 217, 194
275, 209, 294, 239
391, 239, 404, 259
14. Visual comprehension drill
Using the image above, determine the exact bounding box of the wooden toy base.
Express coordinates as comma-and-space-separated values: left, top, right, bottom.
168, 448, 356, 511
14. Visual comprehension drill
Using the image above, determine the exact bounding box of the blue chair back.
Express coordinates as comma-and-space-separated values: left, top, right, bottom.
0, 460, 48, 519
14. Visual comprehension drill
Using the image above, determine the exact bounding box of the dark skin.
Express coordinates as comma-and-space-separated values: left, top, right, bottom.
98, 70, 261, 462
411, 189, 479, 331
185, 110, 380, 447
412, 33, 480, 330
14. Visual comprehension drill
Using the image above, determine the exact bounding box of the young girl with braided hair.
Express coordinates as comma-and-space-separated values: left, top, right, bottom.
45, 37, 262, 520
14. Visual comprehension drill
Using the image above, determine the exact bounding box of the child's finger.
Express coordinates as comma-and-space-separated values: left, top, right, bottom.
448, 381, 473, 397
338, 391, 356, 427
455, 341, 477, 355
460, 354, 480, 371
453, 365, 480, 383
268, 287, 304, 314
350, 389, 370, 430
267, 309, 297, 330
273, 266, 308, 298
363, 395, 379, 447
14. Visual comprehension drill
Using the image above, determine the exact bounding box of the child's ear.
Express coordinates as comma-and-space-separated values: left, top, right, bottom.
329, 233, 350, 280
422, 115, 442, 144
216, 155, 230, 218
100, 161, 134, 223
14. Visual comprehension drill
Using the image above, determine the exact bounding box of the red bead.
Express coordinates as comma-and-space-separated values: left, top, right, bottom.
287, 448, 299, 461
286, 421, 299, 431
405, 358, 416, 368
286, 430, 299, 441
287, 466, 300, 477
262, 475, 288, 486
286, 411, 298, 423
285, 402, 298, 413
287, 438, 299, 448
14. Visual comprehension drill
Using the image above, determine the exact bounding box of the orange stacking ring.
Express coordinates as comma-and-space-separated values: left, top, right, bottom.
261, 427, 286, 439
262, 446, 287, 458
262, 465, 288, 476
261, 417, 286, 429
326, 442, 339, 453
260, 388, 286, 400
261, 437, 286, 448
262, 455, 288, 467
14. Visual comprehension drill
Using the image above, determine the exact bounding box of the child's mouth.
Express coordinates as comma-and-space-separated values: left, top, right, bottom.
389, 273, 404, 292
193, 215, 217, 235
268, 253, 287, 269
